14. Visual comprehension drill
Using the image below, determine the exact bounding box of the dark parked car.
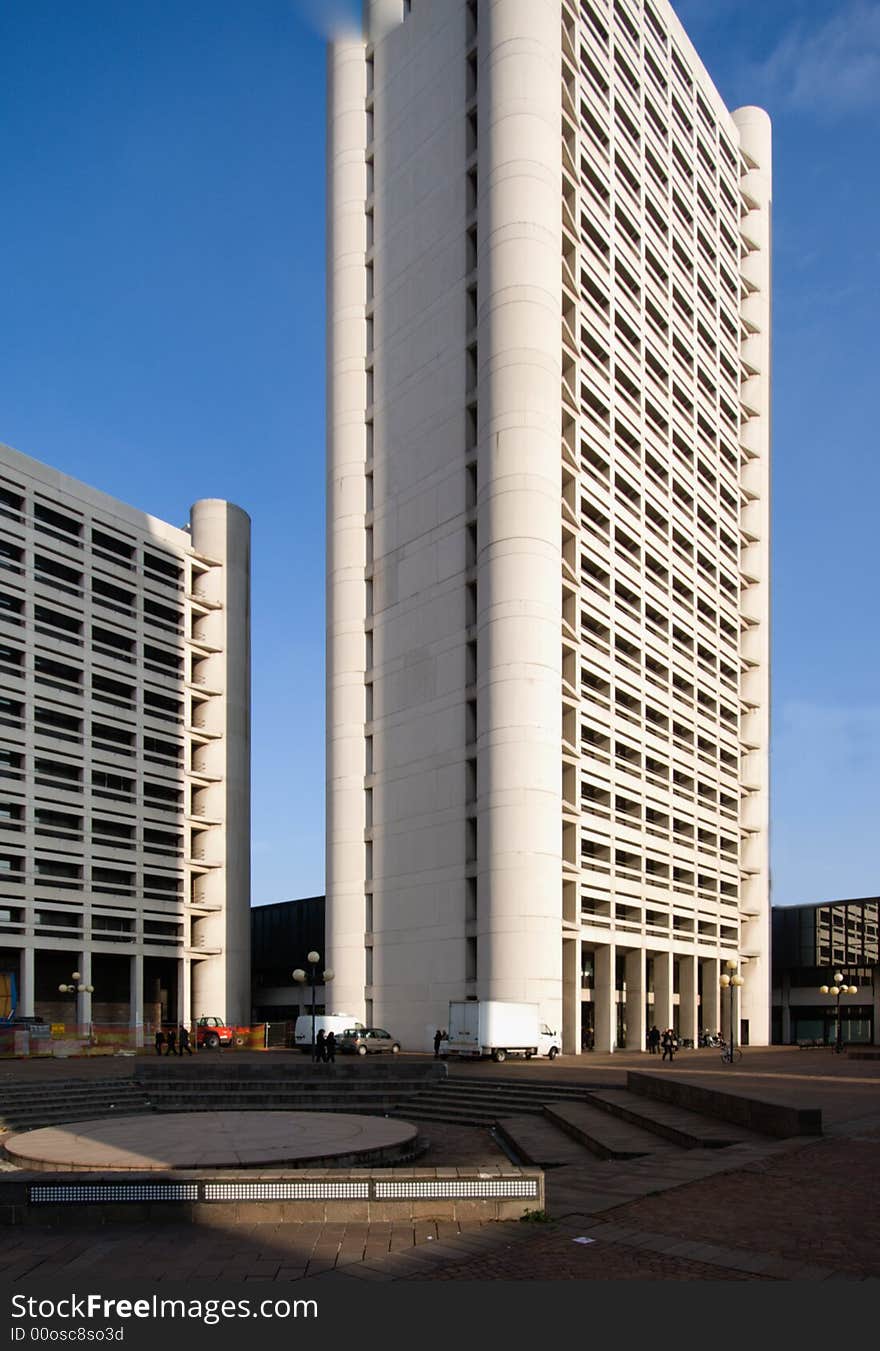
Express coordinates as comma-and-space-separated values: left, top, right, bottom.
338, 1027, 401, 1056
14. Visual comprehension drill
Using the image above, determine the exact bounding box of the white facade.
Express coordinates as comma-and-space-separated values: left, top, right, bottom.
0, 442, 251, 1034
326, 0, 771, 1051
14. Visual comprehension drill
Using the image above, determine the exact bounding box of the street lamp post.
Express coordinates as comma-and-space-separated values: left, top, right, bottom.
57, 970, 95, 1037
719, 960, 744, 1064
819, 972, 858, 1053
292, 951, 334, 1061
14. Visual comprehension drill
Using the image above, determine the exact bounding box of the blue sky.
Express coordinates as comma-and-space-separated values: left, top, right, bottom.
0, 1, 877, 909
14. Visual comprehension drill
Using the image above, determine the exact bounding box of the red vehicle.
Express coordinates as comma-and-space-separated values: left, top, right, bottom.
195, 1016, 246, 1049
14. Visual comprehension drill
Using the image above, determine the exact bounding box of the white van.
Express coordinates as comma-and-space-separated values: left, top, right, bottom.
294, 1013, 364, 1052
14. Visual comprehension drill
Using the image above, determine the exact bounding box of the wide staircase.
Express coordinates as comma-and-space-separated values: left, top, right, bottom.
0, 1078, 153, 1134
1, 1065, 818, 1173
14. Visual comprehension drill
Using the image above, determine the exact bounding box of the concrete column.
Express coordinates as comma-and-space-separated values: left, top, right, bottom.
701, 958, 721, 1038
562, 936, 580, 1054
181, 957, 192, 1029
176, 959, 187, 1035
477, 0, 563, 1020
733, 104, 772, 1047
653, 950, 673, 1033
77, 950, 92, 1032
325, 31, 369, 1022
624, 948, 646, 1051
190, 499, 251, 1025
594, 943, 615, 1053
130, 954, 144, 1048
679, 955, 698, 1045
18, 946, 34, 1018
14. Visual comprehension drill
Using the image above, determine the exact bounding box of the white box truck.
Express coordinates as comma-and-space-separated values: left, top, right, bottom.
444, 1001, 561, 1062
294, 1014, 364, 1053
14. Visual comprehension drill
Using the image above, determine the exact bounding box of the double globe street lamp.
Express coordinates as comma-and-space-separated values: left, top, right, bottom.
819, 972, 858, 1053
292, 951, 334, 1061
58, 970, 95, 1037
719, 960, 744, 1063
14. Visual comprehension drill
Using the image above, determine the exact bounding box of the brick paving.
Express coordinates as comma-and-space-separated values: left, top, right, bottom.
0, 1047, 878, 1282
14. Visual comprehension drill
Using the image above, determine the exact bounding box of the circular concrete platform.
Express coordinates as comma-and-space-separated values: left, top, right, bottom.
3, 1111, 419, 1172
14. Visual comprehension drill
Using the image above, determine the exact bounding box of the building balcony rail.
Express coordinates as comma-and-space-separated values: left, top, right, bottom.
186, 593, 223, 610
187, 941, 222, 958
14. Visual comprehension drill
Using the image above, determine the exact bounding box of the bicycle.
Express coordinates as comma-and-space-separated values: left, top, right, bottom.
719, 1041, 742, 1063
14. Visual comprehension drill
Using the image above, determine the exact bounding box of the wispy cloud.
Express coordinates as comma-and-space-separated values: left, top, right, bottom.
295, 0, 361, 42
753, 1, 880, 114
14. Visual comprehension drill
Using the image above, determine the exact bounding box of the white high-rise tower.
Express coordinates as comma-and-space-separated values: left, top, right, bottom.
326, 0, 771, 1052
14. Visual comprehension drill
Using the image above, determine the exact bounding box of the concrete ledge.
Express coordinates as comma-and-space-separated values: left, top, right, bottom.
0, 1167, 542, 1226
136, 1061, 447, 1082
627, 1072, 822, 1137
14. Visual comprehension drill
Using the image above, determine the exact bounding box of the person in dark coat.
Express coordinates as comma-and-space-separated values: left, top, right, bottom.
661, 1028, 676, 1062
648, 1025, 661, 1055
178, 1024, 193, 1056
154, 1029, 165, 1056
434, 1029, 443, 1058
315, 1028, 326, 1064
165, 1026, 177, 1056
325, 1031, 336, 1063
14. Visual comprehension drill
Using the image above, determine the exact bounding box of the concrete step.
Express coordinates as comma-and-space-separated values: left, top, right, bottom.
0, 1082, 142, 1102
584, 1089, 758, 1149
446, 1077, 593, 1099
544, 1101, 682, 1160
398, 1104, 498, 1127
142, 1082, 425, 1097
495, 1114, 599, 1168
1, 1101, 153, 1132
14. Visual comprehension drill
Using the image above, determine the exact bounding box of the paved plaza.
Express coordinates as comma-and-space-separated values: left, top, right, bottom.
0, 1047, 877, 1282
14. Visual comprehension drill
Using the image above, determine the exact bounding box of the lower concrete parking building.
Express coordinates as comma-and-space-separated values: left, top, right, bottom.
772, 898, 879, 1045
0, 442, 251, 1037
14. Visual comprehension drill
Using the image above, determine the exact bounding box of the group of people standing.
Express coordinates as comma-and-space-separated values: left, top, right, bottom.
314, 1029, 336, 1062
154, 1026, 193, 1056
647, 1025, 678, 1060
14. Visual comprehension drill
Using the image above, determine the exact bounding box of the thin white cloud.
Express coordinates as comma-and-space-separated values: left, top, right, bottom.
754, 1, 880, 113
295, 0, 361, 42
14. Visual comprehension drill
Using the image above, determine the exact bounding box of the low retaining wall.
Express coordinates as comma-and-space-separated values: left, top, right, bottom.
627, 1071, 822, 1137
0, 1168, 542, 1227
136, 1060, 447, 1082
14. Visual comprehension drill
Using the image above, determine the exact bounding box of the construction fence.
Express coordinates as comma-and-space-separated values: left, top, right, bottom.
0, 1021, 299, 1058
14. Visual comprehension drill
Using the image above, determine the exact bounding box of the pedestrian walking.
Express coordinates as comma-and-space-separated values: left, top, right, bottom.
648, 1025, 661, 1055
165, 1026, 177, 1056
661, 1028, 676, 1062
154, 1028, 165, 1056
178, 1024, 193, 1056
315, 1028, 326, 1063
434, 1028, 443, 1058
326, 1031, 336, 1063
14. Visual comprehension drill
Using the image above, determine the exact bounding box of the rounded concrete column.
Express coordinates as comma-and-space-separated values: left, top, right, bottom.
190, 499, 251, 1024
477, 0, 562, 1019
326, 35, 369, 1019
733, 106, 771, 1047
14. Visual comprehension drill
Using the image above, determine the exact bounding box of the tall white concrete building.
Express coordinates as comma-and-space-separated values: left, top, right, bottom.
0, 442, 251, 1035
326, 0, 770, 1052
